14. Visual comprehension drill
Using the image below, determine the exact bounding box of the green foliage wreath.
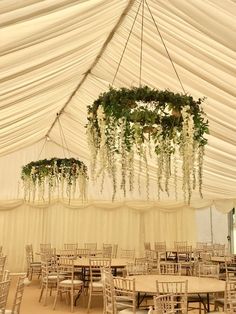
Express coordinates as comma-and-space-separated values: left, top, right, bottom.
87, 86, 209, 203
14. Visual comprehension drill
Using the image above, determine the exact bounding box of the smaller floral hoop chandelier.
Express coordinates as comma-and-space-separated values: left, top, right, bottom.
87, 86, 208, 203
21, 114, 88, 203
21, 157, 88, 203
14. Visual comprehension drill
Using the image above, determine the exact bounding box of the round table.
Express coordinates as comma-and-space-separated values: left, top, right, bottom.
129, 274, 225, 312
129, 274, 225, 294
74, 258, 129, 276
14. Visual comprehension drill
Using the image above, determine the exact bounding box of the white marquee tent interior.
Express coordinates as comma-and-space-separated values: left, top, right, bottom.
0, 0, 235, 272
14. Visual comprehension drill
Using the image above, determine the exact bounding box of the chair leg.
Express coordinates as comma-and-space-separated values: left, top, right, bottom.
53, 290, 58, 310
87, 288, 92, 313
44, 285, 48, 306
70, 290, 74, 312
29, 269, 33, 281
39, 285, 44, 302
199, 301, 202, 314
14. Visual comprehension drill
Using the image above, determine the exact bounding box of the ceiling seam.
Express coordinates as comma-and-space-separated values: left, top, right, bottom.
45, 0, 137, 138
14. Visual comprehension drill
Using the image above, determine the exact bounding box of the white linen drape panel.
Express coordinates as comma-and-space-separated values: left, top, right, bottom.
43, 203, 141, 250
0, 204, 45, 272
195, 206, 228, 245
0, 199, 229, 272
142, 206, 196, 248
0, 201, 196, 272
0, 202, 141, 272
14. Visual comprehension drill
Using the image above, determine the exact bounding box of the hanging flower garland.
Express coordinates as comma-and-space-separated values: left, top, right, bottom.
21, 158, 88, 203
87, 86, 209, 203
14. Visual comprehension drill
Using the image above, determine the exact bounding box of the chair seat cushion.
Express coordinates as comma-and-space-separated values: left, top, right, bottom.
91, 281, 103, 288
118, 309, 148, 314
59, 279, 83, 285
42, 275, 58, 282
108, 301, 133, 312
214, 297, 224, 306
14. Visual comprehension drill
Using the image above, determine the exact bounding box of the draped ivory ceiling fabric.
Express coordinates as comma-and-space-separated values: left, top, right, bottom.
0, 0, 236, 210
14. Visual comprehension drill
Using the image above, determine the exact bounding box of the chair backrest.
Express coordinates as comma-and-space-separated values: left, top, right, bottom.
112, 244, 118, 258
57, 257, 75, 282
1, 270, 10, 282
226, 281, 236, 312
0, 279, 11, 310
58, 249, 77, 258
145, 250, 158, 260
226, 263, 236, 282
199, 251, 212, 262
41, 256, 57, 284
145, 250, 160, 272
89, 258, 111, 284
176, 245, 192, 262
174, 241, 187, 248
204, 244, 214, 252
197, 262, 219, 279
213, 244, 226, 256
101, 267, 114, 314
137, 256, 155, 273
102, 246, 112, 258
11, 275, 26, 314
144, 242, 151, 250
154, 242, 166, 252
0, 256, 7, 275
64, 243, 78, 250
158, 263, 181, 276
119, 249, 135, 260
153, 294, 175, 314
196, 242, 208, 250
103, 244, 112, 249
40, 248, 57, 262
84, 243, 97, 250
126, 261, 149, 276
25, 244, 33, 254
213, 243, 225, 250
25, 244, 34, 264
77, 248, 91, 258
156, 280, 188, 314
40, 243, 52, 253
113, 277, 136, 312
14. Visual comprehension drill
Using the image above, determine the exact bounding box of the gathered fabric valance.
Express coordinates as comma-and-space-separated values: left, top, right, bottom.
0, 197, 234, 213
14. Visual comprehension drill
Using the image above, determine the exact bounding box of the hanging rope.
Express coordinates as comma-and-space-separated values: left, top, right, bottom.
139, 0, 145, 87
112, 0, 143, 86
38, 137, 47, 159
112, 0, 185, 94
58, 115, 71, 158
145, 0, 186, 94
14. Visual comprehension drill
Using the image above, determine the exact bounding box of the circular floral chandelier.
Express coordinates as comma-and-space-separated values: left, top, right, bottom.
87, 86, 209, 203
21, 157, 88, 203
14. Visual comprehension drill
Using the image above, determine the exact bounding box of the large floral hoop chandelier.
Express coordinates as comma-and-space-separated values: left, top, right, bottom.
22, 116, 88, 203
87, 0, 209, 203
